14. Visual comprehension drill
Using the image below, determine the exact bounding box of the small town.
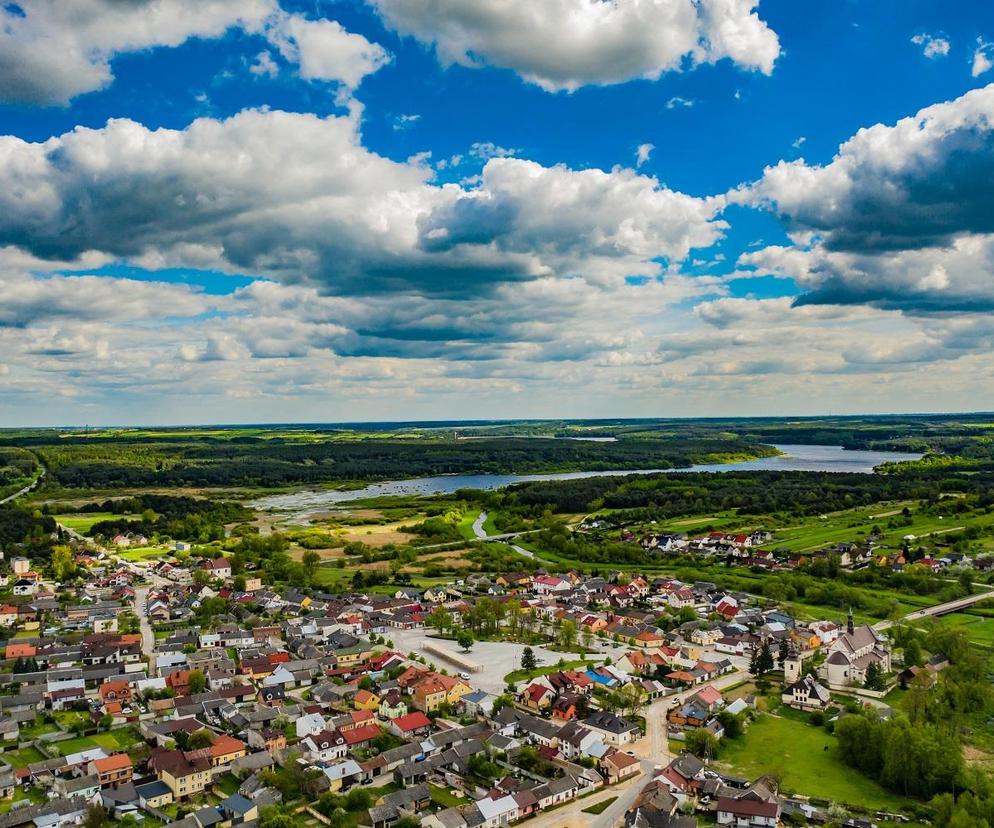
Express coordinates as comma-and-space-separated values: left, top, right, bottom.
0, 519, 975, 828
1, 2, 993, 825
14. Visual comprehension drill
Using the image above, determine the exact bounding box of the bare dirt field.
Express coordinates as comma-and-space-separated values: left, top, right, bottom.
335, 521, 417, 547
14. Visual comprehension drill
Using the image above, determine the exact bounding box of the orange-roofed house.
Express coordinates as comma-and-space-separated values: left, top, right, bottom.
89, 753, 133, 788
635, 629, 667, 648
433, 674, 472, 705
340, 710, 375, 731
99, 680, 133, 705
5, 643, 35, 659
523, 683, 554, 710
207, 735, 247, 767
411, 677, 448, 713
166, 670, 193, 696
0, 606, 19, 628
353, 689, 380, 712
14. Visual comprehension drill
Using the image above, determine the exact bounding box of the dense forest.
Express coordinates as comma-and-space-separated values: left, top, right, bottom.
31, 436, 777, 489
3, 413, 994, 490
43, 495, 252, 543
0, 504, 59, 561
487, 466, 994, 516
0, 447, 40, 499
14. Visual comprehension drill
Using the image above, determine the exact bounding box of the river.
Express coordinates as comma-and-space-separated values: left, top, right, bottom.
250, 443, 922, 513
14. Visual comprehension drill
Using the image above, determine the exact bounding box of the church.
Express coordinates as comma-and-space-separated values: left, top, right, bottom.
821, 610, 892, 689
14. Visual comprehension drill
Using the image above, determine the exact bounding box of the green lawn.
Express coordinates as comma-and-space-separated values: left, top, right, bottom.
214, 773, 241, 796
54, 512, 140, 533
482, 512, 502, 536
0, 787, 47, 813
17, 718, 58, 740
456, 510, 479, 541
49, 728, 141, 756
2, 745, 45, 768
429, 784, 468, 808
53, 711, 89, 730
716, 714, 910, 811
582, 796, 617, 815
118, 545, 172, 561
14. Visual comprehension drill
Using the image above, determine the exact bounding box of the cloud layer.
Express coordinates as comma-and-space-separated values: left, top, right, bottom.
737, 84, 994, 311
0, 109, 726, 299
369, 0, 780, 91
0, 0, 388, 105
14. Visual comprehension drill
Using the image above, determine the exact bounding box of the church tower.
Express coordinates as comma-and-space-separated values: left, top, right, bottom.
847, 607, 855, 636
783, 643, 803, 684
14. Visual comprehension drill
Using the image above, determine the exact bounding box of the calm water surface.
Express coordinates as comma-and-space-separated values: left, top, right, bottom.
251, 443, 922, 514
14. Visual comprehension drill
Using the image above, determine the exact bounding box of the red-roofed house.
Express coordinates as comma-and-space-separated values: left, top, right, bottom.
533, 575, 570, 595
523, 683, 554, 710
340, 723, 383, 749
388, 711, 432, 738
691, 685, 724, 712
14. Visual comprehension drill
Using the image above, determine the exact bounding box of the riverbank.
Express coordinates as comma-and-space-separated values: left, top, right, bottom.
250, 444, 923, 516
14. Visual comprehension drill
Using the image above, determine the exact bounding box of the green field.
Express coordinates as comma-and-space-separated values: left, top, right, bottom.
55, 512, 141, 533
934, 611, 994, 648
118, 545, 173, 561
503, 658, 594, 685
456, 510, 480, 541
716, 714, 910, 811
611, 499, 994, 556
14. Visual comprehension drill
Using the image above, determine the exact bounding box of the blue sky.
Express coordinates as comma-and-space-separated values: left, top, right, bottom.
1, 0, 993, 425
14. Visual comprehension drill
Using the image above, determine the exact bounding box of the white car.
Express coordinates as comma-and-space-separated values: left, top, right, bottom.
459, 672, 471, 680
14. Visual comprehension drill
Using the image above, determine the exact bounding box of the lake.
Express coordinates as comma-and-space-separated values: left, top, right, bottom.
250, 443, 922, 513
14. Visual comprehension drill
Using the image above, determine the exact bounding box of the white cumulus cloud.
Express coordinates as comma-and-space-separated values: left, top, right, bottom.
0, 0, 389, 105
368, 0, 780, 92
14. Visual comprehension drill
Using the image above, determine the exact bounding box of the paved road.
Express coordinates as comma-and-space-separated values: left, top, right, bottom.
518, 769, 649, 828
0, 467, 45, 505
134, 585, 157, 676
506, 542, 535, 560
471, 509, 541, 545
51, 513, 165, 675
472, 511, 489, 539
591, 764, 653, 828
874, 588, 994, 630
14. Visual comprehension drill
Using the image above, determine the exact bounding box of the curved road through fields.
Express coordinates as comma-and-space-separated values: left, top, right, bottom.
0, 467, 46, 505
